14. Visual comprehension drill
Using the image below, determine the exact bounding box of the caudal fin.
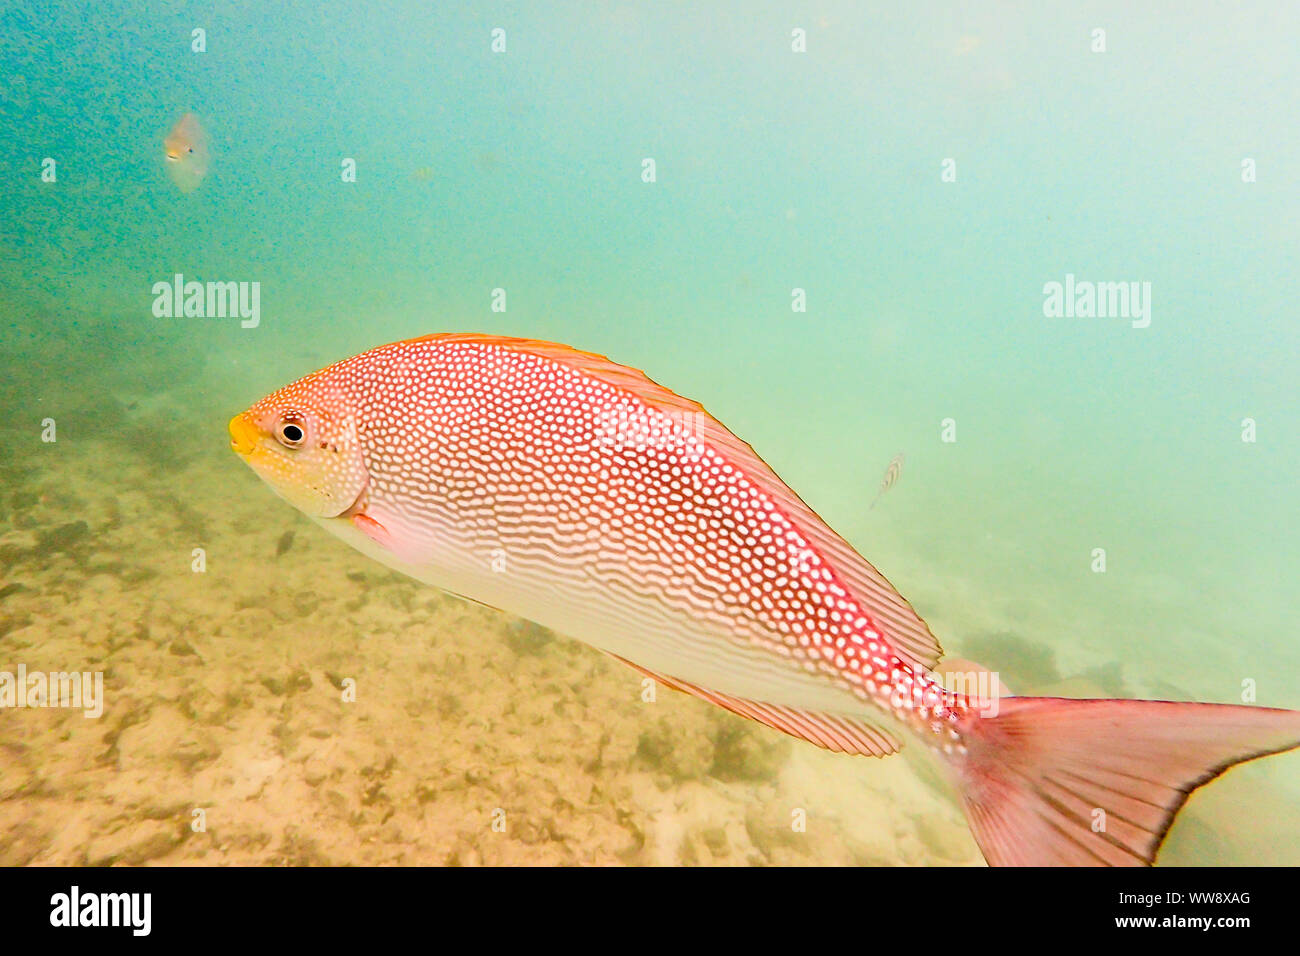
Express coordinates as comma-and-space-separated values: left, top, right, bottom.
952, 697, 1300, 866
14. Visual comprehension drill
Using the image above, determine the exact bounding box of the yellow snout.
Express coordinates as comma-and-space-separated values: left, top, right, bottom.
228, 414, 260, 456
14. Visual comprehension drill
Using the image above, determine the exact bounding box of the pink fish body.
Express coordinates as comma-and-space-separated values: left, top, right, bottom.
230, 333, 1300, 865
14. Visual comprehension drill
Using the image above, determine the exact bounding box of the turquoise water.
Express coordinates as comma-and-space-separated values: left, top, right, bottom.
1, 2, 1296, 865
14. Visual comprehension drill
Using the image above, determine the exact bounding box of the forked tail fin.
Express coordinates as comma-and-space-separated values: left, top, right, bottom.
952, 697, 1300, 866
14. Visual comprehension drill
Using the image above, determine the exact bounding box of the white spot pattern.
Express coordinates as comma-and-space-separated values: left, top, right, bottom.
244, 335, 972, 747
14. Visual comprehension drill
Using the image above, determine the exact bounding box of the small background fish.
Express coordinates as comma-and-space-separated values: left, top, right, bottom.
869, 452, 904, 509
163, 111, 210, 194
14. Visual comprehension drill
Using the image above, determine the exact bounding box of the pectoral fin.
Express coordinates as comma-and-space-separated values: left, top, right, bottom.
352, 513, 395, 550
349, 508, 434, 564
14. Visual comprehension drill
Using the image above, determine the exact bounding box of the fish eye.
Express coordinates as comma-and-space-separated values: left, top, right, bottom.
275, 418, 307, 448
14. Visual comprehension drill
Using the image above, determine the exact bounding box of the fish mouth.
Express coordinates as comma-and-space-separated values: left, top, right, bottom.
228, 414, 260, 457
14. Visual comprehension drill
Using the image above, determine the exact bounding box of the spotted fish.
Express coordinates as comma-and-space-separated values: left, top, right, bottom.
229, 333, 1300, 865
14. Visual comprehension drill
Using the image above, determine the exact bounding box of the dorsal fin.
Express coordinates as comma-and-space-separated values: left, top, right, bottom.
613, 654, 902, 757
415, 332, 945, 673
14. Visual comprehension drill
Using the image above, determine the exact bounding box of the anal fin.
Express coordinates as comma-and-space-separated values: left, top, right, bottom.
612, 654, 902, 758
